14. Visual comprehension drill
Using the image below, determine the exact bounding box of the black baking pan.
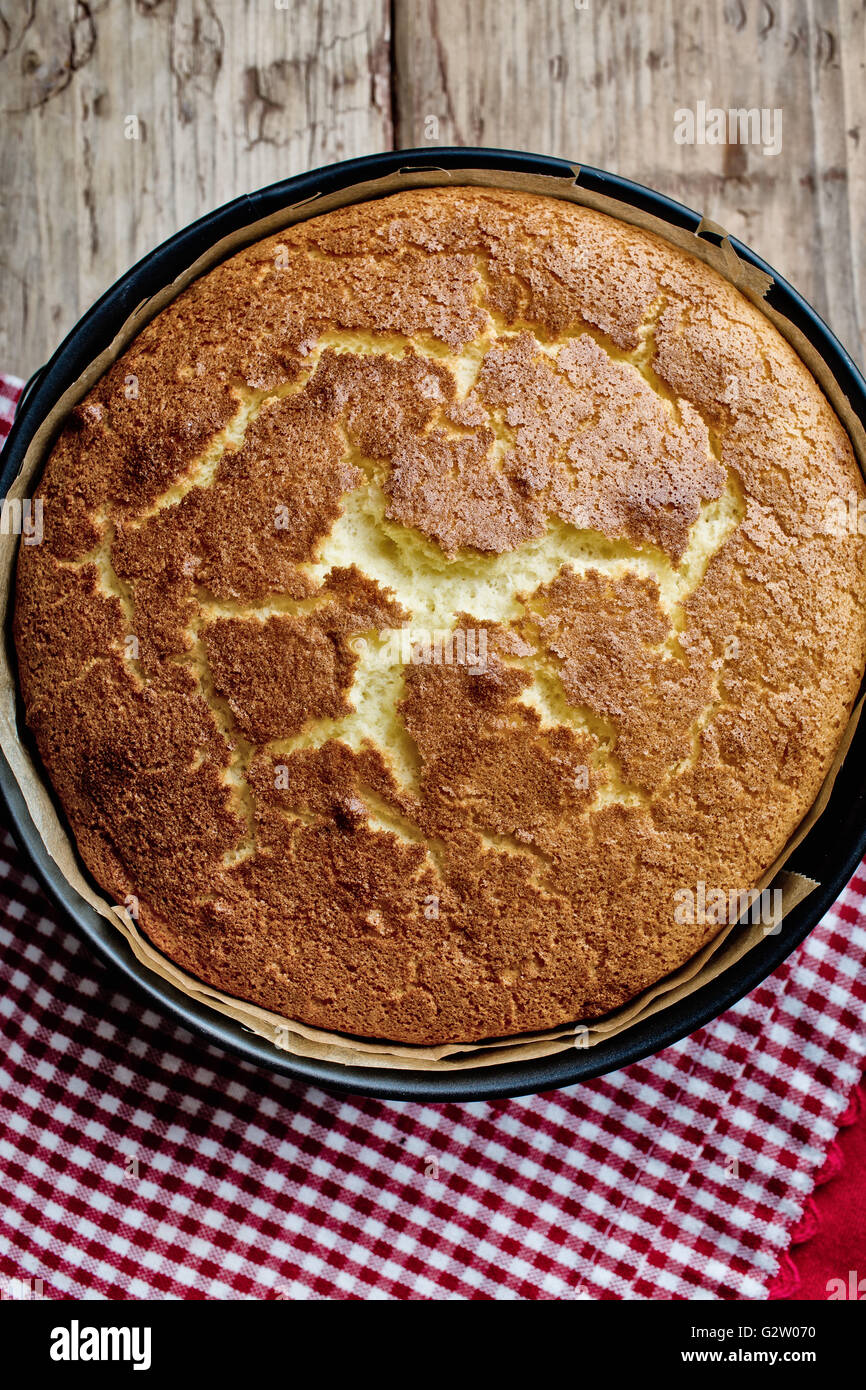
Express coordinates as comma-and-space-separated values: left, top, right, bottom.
2, 148, 866, 1102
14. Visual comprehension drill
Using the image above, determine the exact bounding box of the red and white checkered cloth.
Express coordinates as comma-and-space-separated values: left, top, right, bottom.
1, 369, 865, 1300
0, 375, 21, 438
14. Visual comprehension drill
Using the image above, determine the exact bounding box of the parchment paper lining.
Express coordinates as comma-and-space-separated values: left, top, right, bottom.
1, 162, 863, 1073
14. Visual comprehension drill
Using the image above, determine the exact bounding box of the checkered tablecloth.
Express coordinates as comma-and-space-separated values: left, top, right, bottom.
1, 369, 865, 1300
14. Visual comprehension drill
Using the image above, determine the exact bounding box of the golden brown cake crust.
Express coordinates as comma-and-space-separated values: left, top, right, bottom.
14, 187, 866, 1044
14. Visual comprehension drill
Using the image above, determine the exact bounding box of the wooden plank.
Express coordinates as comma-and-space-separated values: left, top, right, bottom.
393, 0, 866, 367
2, 1, 864, 379
0, 0, 392, 378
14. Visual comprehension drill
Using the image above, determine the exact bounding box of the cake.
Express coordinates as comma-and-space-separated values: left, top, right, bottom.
14, 187, 866, 1045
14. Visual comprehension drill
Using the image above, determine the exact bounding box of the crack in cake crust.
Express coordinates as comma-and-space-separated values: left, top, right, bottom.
46, 309, 745, 864
77, 329, 744, 867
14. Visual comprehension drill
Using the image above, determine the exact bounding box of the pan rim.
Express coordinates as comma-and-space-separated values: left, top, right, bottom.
2, 146, 865, 1102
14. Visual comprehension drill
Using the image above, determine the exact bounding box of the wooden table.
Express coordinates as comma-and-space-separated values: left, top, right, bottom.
1, 0, 863, 380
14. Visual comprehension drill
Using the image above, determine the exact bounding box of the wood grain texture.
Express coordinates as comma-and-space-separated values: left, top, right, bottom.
394, 0, 866, 367
1, 0, 864, 379
0, 0, 392, 376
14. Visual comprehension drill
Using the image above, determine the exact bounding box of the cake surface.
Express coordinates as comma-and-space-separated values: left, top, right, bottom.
14, 186, 866, 1044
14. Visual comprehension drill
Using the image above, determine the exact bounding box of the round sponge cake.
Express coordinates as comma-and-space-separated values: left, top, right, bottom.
14, 187, 866, 1044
